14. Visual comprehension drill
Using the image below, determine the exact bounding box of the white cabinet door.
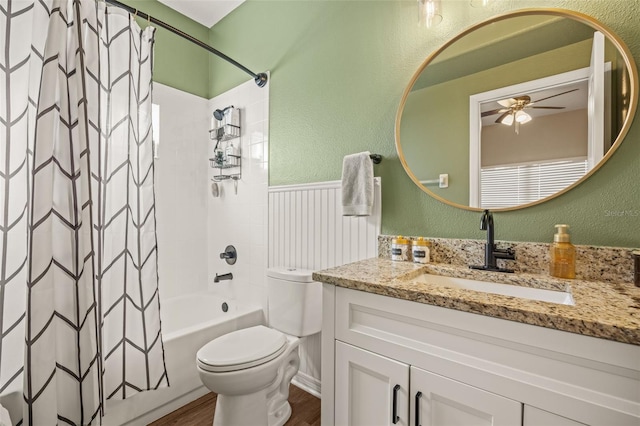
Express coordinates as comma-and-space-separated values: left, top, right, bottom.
524, 405, 586, 426
335, 341, 410, 426
411, 366, 522, 426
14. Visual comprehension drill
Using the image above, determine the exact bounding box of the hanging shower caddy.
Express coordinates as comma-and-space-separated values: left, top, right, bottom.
209, 107, 241, 182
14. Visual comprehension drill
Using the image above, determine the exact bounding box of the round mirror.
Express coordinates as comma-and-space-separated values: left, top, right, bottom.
396, 9, 638, 211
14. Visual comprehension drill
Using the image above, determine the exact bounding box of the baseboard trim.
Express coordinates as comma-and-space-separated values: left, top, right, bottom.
292, 371, 321, 399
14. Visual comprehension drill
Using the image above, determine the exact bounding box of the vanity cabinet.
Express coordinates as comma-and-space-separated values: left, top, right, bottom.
321, 285, 640, 426
413, 365, 521, 426
335, 341, 521, 426
335, 341, 408, 425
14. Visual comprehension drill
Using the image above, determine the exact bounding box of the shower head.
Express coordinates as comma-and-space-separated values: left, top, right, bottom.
213, 106, 234, 121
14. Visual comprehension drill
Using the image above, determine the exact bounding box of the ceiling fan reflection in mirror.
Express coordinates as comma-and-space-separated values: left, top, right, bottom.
481, 88, 579, 133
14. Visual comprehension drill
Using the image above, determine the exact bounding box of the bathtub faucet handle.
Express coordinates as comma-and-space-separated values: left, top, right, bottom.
220, 251, 234, 259
219, 245, 237, 265
214, 273, 233, 283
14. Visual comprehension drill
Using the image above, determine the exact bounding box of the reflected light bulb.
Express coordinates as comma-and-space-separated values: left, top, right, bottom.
515, 110, 532, 124
501, 113, 514, 126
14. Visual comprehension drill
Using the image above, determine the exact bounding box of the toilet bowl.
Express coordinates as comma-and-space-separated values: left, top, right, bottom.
197, 268, 321, 426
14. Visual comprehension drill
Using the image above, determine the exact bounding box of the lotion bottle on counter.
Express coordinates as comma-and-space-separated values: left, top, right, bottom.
549, 224, 576, 279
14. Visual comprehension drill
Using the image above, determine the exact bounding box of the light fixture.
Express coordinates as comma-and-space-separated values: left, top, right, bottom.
418, 0, 442, 28
498, 110, 531, 135
515, 110, 532, 124
500, 112, 514, 126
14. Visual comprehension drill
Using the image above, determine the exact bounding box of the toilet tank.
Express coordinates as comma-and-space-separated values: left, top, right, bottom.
267, 268, 321, 337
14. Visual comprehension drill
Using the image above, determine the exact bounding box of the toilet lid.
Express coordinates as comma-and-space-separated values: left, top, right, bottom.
197, 325, 287, 373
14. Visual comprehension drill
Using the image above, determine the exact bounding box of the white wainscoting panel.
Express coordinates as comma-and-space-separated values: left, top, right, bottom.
268, 178, 381, 270
267, 177, 381, 396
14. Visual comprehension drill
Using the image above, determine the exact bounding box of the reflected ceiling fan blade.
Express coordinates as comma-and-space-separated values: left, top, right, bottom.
497, 98, 516, 107
531, 88, 579, 104
481, 108, 508, 117
495, 111, 512, 124
530, 106, 565, 110
498, 95, 530, 108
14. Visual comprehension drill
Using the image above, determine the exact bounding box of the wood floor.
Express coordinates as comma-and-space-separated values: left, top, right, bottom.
148, 385, 320, 426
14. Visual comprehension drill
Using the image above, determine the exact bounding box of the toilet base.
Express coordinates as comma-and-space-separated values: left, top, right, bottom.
204, 337, 301, 426
213, 390, 269, 426
211, 388, 294, 426
268, 400, 292, 426
266, 346, 299, 426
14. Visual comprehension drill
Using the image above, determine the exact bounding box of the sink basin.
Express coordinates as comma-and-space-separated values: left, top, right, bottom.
415, 274, 575, 305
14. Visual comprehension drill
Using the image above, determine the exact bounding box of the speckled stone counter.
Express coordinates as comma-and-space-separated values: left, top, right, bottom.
313, 258, 640, 345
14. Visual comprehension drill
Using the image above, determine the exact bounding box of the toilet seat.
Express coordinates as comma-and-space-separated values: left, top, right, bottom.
197, 325, 288, 373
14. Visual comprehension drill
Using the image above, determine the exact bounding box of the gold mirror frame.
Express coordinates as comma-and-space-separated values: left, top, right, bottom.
395, 8, 638, 212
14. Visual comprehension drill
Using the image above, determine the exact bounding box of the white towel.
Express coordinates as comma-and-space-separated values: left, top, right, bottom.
341, 151, 374, 216
0, 403, 12, 426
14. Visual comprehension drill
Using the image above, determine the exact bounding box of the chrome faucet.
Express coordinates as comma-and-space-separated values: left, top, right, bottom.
214, 272, 233, 283
470, 209, 516, 273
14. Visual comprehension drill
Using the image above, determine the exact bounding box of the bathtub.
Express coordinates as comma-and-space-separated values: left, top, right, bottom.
102, 292, 264, 426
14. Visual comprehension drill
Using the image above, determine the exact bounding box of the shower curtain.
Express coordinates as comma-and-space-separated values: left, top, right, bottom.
0, 0, 168, 424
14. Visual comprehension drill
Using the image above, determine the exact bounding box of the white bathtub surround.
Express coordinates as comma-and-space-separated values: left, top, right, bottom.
101, 77, 269, 425
154, 84, 210, 301
102, 293, 263, 425
267, 178, 382, 396
208, 76, 270, 310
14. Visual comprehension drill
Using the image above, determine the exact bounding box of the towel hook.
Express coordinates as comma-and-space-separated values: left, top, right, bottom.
370, 154, 382, 164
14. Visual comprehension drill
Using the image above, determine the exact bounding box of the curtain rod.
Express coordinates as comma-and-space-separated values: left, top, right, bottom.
103, 0, 268, 88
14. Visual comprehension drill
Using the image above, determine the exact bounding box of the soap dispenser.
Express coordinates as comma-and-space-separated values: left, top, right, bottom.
550, 224, 576, 279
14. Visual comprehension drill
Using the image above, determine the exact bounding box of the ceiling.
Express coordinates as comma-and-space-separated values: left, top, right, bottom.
157, 0, 244, 28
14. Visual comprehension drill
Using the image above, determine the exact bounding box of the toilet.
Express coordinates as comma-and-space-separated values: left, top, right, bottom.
196, 268, 321, 426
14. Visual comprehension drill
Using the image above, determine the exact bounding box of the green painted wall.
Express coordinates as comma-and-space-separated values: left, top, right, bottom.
402, 81, 470, 205
208, 0, 640, 248
121, 0, 209, 97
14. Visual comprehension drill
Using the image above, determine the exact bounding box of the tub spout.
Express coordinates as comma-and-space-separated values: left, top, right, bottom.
214, 273, 233, 283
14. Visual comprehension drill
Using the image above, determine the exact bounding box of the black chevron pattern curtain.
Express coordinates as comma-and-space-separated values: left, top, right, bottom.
1, 0, 168, 424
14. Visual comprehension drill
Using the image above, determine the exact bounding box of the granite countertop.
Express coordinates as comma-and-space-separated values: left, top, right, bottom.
313, 258, 640, 345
